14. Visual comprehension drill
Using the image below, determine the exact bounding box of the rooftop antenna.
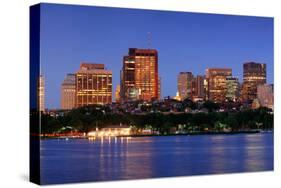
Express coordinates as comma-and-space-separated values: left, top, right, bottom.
147, 32, 151, 49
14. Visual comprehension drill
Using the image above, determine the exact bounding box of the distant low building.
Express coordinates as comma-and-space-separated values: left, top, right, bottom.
87, 125, 131, 137
61, 74, 76, 110
251, 98, 261, 109
173, 91, 181, 101
127, 88, 141, 101
192, 96, 204, 102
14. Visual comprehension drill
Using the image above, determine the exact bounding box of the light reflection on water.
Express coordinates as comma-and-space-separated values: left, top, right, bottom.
40, 133, 273, 184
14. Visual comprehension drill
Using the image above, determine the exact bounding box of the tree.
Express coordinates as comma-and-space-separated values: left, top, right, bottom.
203, 100, 220, 112
224, 115, 239, 131
41, 114, 62, 134
182, 98, 196, 110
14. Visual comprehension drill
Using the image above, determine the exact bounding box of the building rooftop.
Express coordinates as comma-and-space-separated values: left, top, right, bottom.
80, 63, 105, 70
128, 48, 158, 56
76, 69, 112, 74
77, 63, 111, 74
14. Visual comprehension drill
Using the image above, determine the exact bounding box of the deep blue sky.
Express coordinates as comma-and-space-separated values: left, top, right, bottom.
40, 3, 274, 109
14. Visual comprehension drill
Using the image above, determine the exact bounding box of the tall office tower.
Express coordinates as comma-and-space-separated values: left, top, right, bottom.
38, 75, 45, 112
121, 48, 159, 102
226, 76, 239, 102
257, 84, 273, 109
195, 75, 205, 99
177, 72, 194, 100
76, 63, 112, 107
205, 68, 232, 102
241, 62, 266, 102
203, 77, 209, 100
158, 76, 161, 100
61, 74, 76, 110
115, 85, 121, 103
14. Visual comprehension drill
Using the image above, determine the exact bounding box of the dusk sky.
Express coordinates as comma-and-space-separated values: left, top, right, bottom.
40, 3, 274, 109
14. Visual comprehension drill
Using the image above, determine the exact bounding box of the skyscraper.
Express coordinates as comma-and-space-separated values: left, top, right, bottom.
194, 75, 205, 99
257, 84, 273, 109
76, 63, 112, 107
115, 85, 121, 103
158, 76, 161, 100
206, 68, 232, 102
121, 48, 159, 102
38, 75, 45, 112
61, 74, 76, 110
241, 62, 266, 102
177, 73, 205, 101
177, 72, 194, 100
226, 76, 239, 102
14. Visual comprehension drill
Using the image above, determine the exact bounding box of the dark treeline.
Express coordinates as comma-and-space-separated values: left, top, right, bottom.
37, 105, 273, 135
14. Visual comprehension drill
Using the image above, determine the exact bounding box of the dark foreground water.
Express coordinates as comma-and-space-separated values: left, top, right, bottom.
40, 133, 273, 184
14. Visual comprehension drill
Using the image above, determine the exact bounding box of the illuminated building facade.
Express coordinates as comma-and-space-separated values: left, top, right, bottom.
177, 73, 205, 101
158, 76, 161, 100
226, 76, 239, 102
251, 99, 261, 109
38, 75, 45, 112
177, 72, 194, 100
87, 125, 131, 137
121, 48, 159, 102
203, 78, 209, 100
76, 63, 112, 107
206, 68, 232, 102
173, 91, 181, 101
115, 85, 121, 103
61, 74, 76, 109
257, 84, 273, 109
241, 62, 266, 102
194, 75, 205, 100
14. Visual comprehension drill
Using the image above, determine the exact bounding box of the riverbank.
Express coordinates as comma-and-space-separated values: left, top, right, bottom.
116, 130, 264, 137
35, 130, 273, 139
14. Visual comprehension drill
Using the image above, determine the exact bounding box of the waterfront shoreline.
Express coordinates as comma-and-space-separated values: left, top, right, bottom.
116, 130, 263, 137
36, 130, 273, 139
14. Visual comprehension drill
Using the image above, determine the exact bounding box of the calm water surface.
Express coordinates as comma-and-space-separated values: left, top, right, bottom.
40, 133, 273, 184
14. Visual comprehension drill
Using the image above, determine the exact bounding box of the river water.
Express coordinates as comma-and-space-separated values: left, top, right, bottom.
40, 133, 273, 184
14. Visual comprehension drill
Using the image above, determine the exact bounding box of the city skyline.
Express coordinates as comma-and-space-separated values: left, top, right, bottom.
40, 3, 273, 109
